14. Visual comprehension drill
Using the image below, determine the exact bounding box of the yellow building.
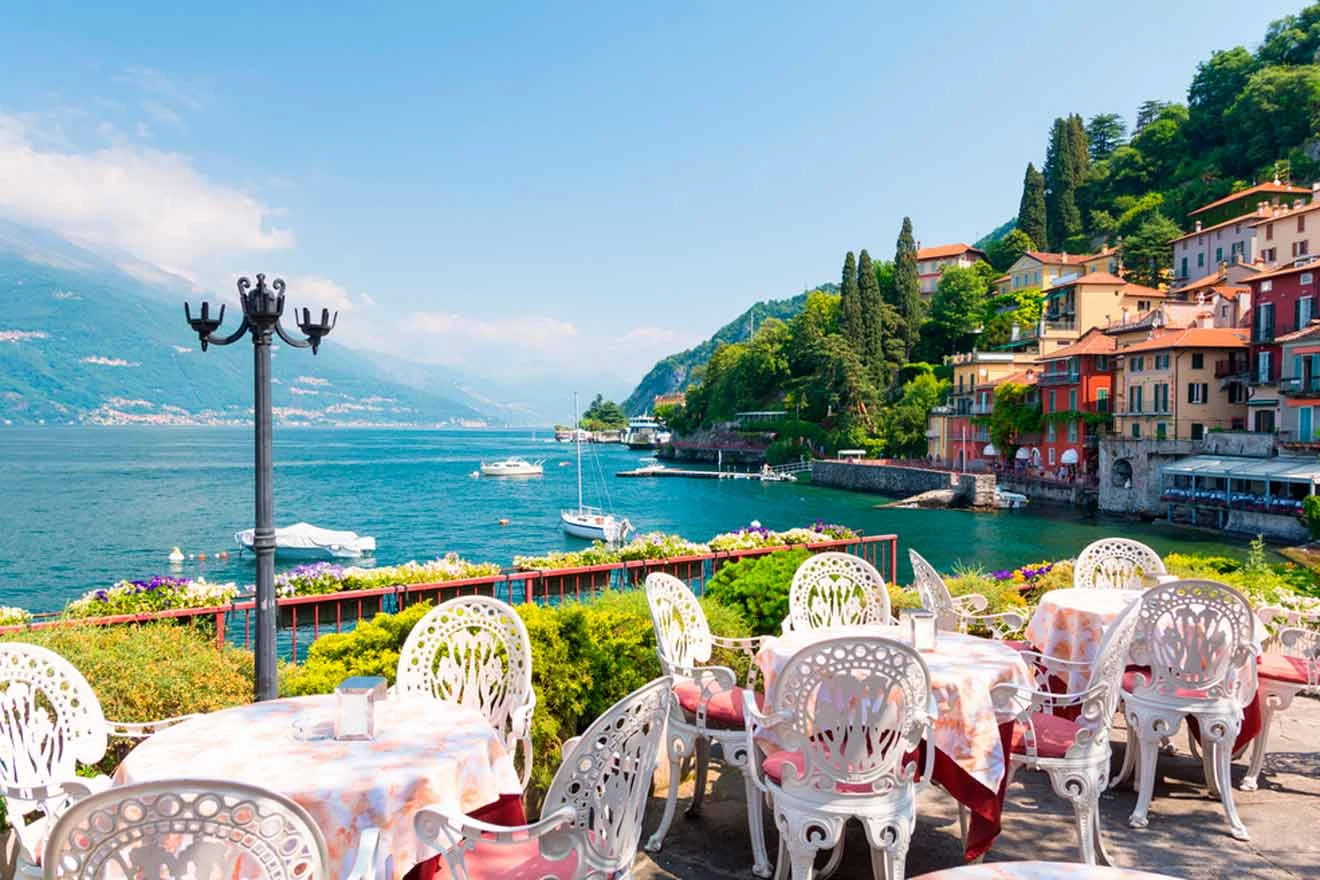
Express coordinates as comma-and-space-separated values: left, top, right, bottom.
999, 250, 1112, 294
1113, 327, 1250, 440
927, 351, 1039, 464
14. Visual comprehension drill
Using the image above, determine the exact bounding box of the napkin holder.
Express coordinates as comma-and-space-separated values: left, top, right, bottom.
334, 676, 387, 741
907, 610, 938, 652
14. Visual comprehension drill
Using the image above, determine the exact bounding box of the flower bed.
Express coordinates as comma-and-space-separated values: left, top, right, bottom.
275, 555, 501, 598
0, 607, 31, 627
64, 576, 238, 620
708, 521, 857, 552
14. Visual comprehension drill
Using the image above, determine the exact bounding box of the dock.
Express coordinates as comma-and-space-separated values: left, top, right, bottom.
616, 466, 800, 482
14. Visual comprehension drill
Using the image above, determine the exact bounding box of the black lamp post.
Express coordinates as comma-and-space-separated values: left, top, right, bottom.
185, 275, 337, 700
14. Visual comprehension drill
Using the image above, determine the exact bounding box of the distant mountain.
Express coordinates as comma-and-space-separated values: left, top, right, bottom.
623, 286, 833, 415
0, 231, 513, 426
973, 219, 1016, 251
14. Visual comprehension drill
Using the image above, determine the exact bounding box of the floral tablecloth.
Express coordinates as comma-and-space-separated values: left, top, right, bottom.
1024, 588, 1144, 691
913, 861, 1180, 879
116, 694, 522, 880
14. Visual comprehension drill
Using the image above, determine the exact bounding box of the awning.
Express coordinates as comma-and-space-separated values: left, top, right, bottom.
1015, 447, 1031, 461
1031, 447, 1042, 463
1061, 448, 1079, 465
1164, 454, 1320, 486
983, 444, 999, 456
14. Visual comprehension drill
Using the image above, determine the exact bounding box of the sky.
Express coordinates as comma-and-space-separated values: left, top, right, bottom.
0, 0, 1306, 400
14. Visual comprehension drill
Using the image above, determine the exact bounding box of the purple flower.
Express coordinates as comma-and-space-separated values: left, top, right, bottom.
94, 590, 107, 601
992, 570, 1012, 581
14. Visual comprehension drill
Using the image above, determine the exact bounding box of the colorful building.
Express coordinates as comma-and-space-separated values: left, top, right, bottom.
1113, 327, 1250, 440
1008, 272, 1165, 355
1274, 319, 1320, 446
999, 250, 1101, 294
931, 351, 1038, 468
917, 243, 988, 300
1171, 205, 1277, 284
1247, 187, 1320, 267
1036, 328, 1116, 476
1185, 180, 1310, 228
1246, 260, 1320, 431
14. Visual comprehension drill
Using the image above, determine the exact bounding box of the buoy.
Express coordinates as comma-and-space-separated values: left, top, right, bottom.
750, 519, 762, 528
188, 553, 195, 560
198, 552, 206, 561
499, 518, 510, 526
168, 547, 184, 565
219, 551, 229, 560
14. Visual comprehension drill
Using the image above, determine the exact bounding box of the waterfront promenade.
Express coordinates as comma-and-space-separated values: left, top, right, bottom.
636, 694, 1320, 879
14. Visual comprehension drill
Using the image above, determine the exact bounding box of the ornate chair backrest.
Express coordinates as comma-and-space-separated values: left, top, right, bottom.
1128, 580, 1255, 700
538, 677, 672, 877
0, 644, 108, 858
397, 596, 533, 740
645, 573, 712, 674
1073, 538, 1166, 590
766, 637, 930, 799
1073, 597, 1144, 747
1258, 604, 1320, 689
43, 779, 329, 880
787, 552, 890, 631
908, 549, 958, 631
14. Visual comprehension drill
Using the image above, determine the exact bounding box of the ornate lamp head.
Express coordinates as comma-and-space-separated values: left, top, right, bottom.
238, 274, 286, 322
296, 307, 337, 354
183, 301, 226, 351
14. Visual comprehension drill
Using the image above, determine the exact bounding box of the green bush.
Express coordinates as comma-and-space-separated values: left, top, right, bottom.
1166, 536, 1318, 603
1305, 496, 1320, 540
705, 550, 810, 635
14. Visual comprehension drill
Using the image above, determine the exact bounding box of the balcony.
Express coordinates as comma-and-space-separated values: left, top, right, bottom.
1038, 370, 1080, 385
1043, 318, 1076, 332
1215, 359, 1249, 378
970, 403, 993, 415
1279, 376, 1320, 396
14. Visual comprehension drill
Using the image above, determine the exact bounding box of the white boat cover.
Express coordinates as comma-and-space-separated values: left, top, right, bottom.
234, 522, 376, 558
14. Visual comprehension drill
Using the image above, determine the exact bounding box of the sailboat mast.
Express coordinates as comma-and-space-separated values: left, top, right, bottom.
574, 392, 584, 513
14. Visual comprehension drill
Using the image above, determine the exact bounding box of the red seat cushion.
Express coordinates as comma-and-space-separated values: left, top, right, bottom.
425, 836, 579, 879
1258, 653, 1311, 685
673, 679, 764, 729
1002, 639, 1033, 653
1009, 712, 1081, 759
1122, 669, 1214, 700
761, 749, 876, 794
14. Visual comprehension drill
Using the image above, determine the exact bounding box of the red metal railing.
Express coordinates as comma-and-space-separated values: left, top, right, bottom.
0, 535, 898, 663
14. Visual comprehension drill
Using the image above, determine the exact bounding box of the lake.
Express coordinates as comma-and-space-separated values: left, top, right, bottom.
0, 426, 1242, 613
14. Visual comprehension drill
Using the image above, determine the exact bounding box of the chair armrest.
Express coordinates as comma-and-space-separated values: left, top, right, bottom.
991, 681, 1091, 721
106, 715, 197, 739
344, 827, 385, 880
913, 696, 939, 794
960, 608, 1030, 638
674, 665, 737, 731
950, 593, 989, 615
711, 634, 766, 689
741, 690, 793, 795
509, 693, 537, 790
415, 803, 578, 868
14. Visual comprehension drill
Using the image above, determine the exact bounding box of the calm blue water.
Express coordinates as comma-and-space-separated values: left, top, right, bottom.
0, 427, 1241, 612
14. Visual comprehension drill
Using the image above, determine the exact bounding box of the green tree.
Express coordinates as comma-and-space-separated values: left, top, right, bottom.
857, 249, 884, 386
926, 263, 994, 355
987, 227, 1035, 272
884, 371, 950, 458
979, 288, 1044, 349
1134, 99, 1171, 133
839, 251, 863, 356
894, 217, 921, 361
1187, 47, 1259, 150
1224, 65, 1320, 176
1044, 118, 1083, 248
579, 394, 628, 431
1016, 163, 1048, 254
1257, 4, 1320, 66
1120, 212, 1182, 287
984, 383, 1042, 461
1085, 113, 1127, 162
1130, 103, 1189, 183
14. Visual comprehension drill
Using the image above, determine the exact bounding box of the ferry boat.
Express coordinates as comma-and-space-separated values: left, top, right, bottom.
624, 414, 663, 450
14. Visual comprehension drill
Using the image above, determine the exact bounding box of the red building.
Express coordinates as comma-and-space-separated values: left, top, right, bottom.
1036, 328, 1116, 477
1247, 260, 1320, 432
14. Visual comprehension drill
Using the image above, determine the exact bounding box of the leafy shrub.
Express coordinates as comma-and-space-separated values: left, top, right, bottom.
0, 607, 31, 626
513, 542, 620, 570
275, 555, 501, 597
616, 533, 711, 561
1304, 495, 1320, 539
943, 565, 1031, 612
1166, 536, 1318, 603
705, 550, 810, 635
64, 576, 238, 619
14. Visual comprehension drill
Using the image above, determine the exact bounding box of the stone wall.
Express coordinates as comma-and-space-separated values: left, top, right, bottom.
810, 461, 996, 506
1227, 510, 1310, 542
1202, 431, 1276, 458
999, 475, 1092, 506
1098, 438, 1202, 514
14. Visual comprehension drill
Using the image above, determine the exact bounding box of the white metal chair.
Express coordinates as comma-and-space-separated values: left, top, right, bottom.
785, 552, 890, 632
42, 778, 381, 880
1111, 580, 1256, 840
744, 636, 934, 880
414, 676, 672, 880
397, 596, 536, 789
0, 643, 193, 879
1072, 538, 1167, 590
1240, 603, 1320, 791
642, 573, 771, 875
908, 549, 1028, 639
992, 597, 1143, 865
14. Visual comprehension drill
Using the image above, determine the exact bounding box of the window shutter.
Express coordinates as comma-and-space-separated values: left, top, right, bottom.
1187, 382, 1194, 403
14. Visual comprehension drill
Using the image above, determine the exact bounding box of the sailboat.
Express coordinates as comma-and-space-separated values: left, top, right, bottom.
561, 393, 633, 543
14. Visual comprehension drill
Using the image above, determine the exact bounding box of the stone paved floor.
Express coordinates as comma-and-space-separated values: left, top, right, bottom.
635, 695, 1320, 879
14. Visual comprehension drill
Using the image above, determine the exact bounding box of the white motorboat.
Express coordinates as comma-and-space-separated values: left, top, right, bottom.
995, 488, 1029, 509
562, 393, 632, 543
234, 522, 376, 559
480, 457, 545, 476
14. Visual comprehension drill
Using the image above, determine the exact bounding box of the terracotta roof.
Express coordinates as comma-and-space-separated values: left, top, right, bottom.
1000, 369, 1038, 386
1038, 328, 1117, 360
1070, 271, 1126, 285
1046, 272, 1166, 298
1247, 200, 1320, 227
1023, 250, 1106, 266
1210, 285, 1250, 300
1178, 267, 1228, 291
992, 273, 1010, 283
917, 243, 986, 261
1117, 327, 1249, 355
1274, 319, 1320, 345
1188, 182, 1310, 217
1245, 259, 1320, 283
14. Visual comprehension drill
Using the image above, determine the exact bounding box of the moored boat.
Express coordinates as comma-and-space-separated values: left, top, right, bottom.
995, 488, 1029, 509
623, 414, 662, 449
479, 457, 545, 476
562, 393, 633, 543
234, 522, 376, 559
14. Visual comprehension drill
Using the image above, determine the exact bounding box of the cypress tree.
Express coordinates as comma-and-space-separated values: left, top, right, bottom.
857, 249, 883, 385
839, 251, 864, 356
894, 218, 921, 361
1016, 163, 1047, 252
1043, 117, 1082, 249
1067, 114, 1091, 237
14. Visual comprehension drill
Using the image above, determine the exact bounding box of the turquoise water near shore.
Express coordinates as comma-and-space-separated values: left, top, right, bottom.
0, 426, 1242, 613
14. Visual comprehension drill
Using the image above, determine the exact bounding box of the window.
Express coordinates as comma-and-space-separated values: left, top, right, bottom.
1131, 423, 1142, 439
1293, 240, 1310, 258
1198, 252, 1205, 268
1181, 257, 1189, 278
1067, 421, 1078, 442
1258, 350, 1273, 384
1131, 356, 1144, 372
1191, 423, 1205, 440
1155, 353, 1170, 370
1048, 447, 1056, 465
1095, 355, 1110, 371
1097, 388, 1110, 413
1069, 389, 1077, 410
1156, 422, 1168, 440
1138, 299, 1151, 311
1298, 296, 1314, 329
1192, 352, 1204, 369
1049, 391, 1056, 411
1300, 214, 1307, 233
1188, 382, 1209, 404
1155, 383, 1169, 412
1264, 248, 1278, 263
1235, 223, 1242, 234
1304, 272, 1315, 285
1131, 385, 1144, 413
1215, 247, 1223, 263
1267, 222, 1275, 241
1046, 421, 1057, 442
1228, 382, 1248, 404
1255, 409, 1275, 433
1256, 302, 1275, 342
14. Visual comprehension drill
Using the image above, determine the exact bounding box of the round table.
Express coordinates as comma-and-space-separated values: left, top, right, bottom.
1024, 588, 1144, 691
116, 695, 522, 880
756, 626, 1034, 859
913, 861, 1181, 879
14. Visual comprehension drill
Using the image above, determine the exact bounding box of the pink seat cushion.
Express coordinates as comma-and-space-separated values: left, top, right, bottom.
761, 749, 876, 794
1122, 669, 1216, 700
1009, 712, 1081, 759
673, 679, 764, 729
1002, 639, 1033, 653
1258, 653, 1311, 686
426, 837, 579, 879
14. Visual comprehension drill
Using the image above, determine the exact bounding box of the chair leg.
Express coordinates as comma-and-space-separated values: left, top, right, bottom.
1092, 800, 1114, 867
1243, 683, 1297, 792
818, 845, 845, 880
1204, 720, 1250, 841
1044, 763, 1107, 866
1126, 707, 1174, 829
1187, 726, 1202, 762
1201, 735, 1221, 798
862, 818, 911, 880
744, 766, 773, 878
688, 736, 711, 816
1111, 735, 1136, 788
645, 731, 691, 852
778, 811, 842, 880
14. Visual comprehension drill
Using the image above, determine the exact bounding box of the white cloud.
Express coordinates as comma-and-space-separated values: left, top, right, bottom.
409, 312, 578, 346
286, 276, 355, 315
295, 375, 330, 386
141, 100, 184, 130
0, 112, 293, 283
81, 355, 139, 367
